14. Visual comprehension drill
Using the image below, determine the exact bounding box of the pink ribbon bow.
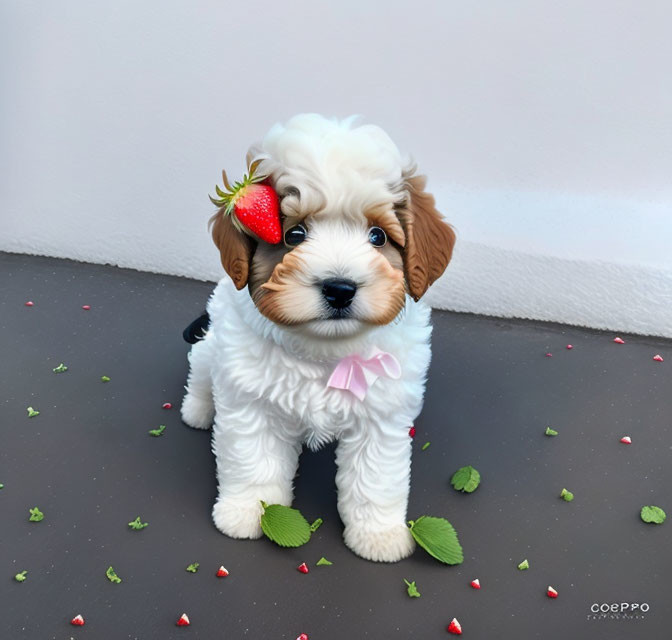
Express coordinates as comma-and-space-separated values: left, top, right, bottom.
327, 348, 402, 401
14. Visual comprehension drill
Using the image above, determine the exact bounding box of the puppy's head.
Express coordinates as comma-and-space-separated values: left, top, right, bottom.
210, 114, 455, 338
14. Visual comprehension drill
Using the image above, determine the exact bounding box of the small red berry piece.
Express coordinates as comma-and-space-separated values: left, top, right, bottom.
566, 344, 573, 350
70, 614, 85, 626
296, 635, 309, 640
216, 566, 229, 577
409, 426, 416, 438
620, 436, 632, 444
162, 402, 172, 409
176, 613, 190, 626
547, 586, 558, 598
82, 305, 91, 310
545, 353, 553, 357
613, 337, 625, 344
297, 562, 309, 574
25, 301, 34, 307
470, 578, 481, 589
447, 618, 462, 634
653, 354, 664, 362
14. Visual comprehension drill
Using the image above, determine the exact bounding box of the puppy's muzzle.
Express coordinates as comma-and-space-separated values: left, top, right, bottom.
321, 278, 357, 310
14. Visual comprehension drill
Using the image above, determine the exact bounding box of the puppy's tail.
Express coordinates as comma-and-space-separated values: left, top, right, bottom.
183, 311, 210, 344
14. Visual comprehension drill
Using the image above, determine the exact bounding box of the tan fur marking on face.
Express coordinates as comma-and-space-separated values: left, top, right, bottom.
365, 204, 405, 247
360, 250, 406, 325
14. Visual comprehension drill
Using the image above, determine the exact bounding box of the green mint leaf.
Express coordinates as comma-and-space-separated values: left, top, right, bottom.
27, 407, 40, 418
309, 518, 323, 532
101, 375, 110, 382
316, 557, 332, 566
421, 442, 431, 451
404, 579, 421, 598
260, 503, 311, 548
106, 566, 121, 583
408, 516, 463, 565
14, 570, 28, 582
450, 466, 481, 493
640, 505, 666, 524
545, 427, 558, 436
186, 563, 200, 573
148, 425, 166, 437
29, 507, 44, 522
517, 559, 530, 570
560, 488, 574, 502
128, 516, 148, 530
53, 363, 68, 373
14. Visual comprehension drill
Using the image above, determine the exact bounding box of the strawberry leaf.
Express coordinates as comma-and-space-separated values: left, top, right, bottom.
260, 502, 311, 548
640, 505, 666, 524
451, 466, 481, 493
408, 516, 463, 565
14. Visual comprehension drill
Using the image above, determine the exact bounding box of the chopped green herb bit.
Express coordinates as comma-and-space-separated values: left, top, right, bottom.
14, 570, 28, 582
316, 557, 332, 566
27, 407, 40, 418
128, 516, 148, 530
421, 442, 431, 451
545, 427, 558, 436
53, 363, 68, 373
186, 563, 200, 573
517, 559, 530, 570
148, 425, 166, 437
101, 375, 110, 382
560, 488, 574, 502
640, 505, 666, 524
404, 579, 421, 598
29, 507, 44, 522
309, 518, 323, 532
451, 465, 481, 493
106, 566, 122, 583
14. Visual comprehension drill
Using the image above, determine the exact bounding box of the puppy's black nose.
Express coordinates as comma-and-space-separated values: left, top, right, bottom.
321, 278, 357, 309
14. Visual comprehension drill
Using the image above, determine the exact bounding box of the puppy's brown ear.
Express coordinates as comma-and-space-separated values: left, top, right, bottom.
210, 209, 255, 290
397, 171, 456, 301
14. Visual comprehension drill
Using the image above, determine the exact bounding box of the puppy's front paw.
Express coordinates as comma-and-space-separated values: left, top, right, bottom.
212, 497, 264, 540
343, 522, 416, 563
181, 392, 214, 430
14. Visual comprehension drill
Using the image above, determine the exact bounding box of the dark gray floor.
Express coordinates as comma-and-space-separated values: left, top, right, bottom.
1, 251, 671, 640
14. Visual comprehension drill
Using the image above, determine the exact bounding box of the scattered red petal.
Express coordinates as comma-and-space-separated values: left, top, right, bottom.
620, 436, 632, 444
25, 301, 34, 307
216, 566, 229, 577
653, 354, 664, 362
82, 305, 91, 310
162, 402, 172, 409
613, 337, 625, 344
547, 586, 558, 598
447, 618, 462, 635
545, 353, 553, 357
409, 426, 416, 438
296, 635, 309, 640
297, 562, 309, 574
566, 344, 573, 350
70, 614, 85, 626
470, 578, 481, 589
176, 613, 190, 626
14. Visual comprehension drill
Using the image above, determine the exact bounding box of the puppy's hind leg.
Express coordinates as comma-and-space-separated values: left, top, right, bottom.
181, 338, 215, 430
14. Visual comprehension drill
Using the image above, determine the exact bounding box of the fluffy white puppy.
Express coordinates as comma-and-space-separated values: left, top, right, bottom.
181, 114, 455, 562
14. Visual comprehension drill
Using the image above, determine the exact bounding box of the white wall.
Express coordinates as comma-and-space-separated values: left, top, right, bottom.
2, 0, 671, 335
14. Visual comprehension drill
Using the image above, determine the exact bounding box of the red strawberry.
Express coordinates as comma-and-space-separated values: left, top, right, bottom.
216, 566, 229, 577
176, 613, 190, 626
620, 436, 632, 444
297, 562, 309, 574
82, 305, 91, 310
547, 586, 558, 598
25, 301, 34, 307
409, 426, 416, 438
545, 353, 553, 357
210, 159, 281, 244
447, 618, 462, 634
566, 344, 573, 350
296, 635, 309, 640
162, 402, 172, 409
470, 578, 480, 589
653, 354, 664, 362
613, 337, 625, 344
70, 614, 85, 626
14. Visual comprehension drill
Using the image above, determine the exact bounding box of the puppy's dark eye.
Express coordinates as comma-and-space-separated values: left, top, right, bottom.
284, 224, 307, 247
368, 226, 387, 247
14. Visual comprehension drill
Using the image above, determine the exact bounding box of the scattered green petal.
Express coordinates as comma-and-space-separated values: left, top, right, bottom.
404, 579, 421, 598
545, 427, 558, 436
450, 465, 481, 493
408, 516, 463, 565
186, 563, 200, 573
316, 557, 332, 566
14, 570, 28, 582
640, 505, 666, 524
128, 516, 148, 530
52, 363, 68, 373
560, 488, 574, 502
27, 407, 40, 418
517, 559, 530, 570
106, 566, 121, 583
101, 375, 110, 382
260, 502, 311, 548
29, 507, 44, 522
309, 518, 323, 533
421, 442, 431, 451
148, 425, 166, 437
